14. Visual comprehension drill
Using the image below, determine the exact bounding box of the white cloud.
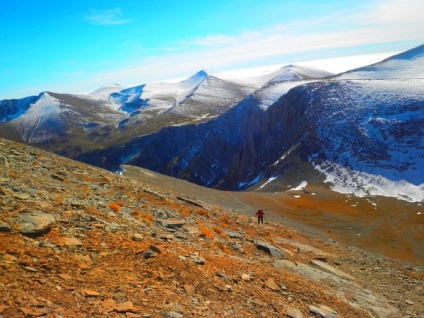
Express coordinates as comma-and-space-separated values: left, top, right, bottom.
39, 0, 424, 96
85, 8, 131, 25
188, 34, 236, 46
357, 0, 424, 24
166, 0, 423, 67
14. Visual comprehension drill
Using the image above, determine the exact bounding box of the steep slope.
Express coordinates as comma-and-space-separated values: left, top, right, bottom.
2, 138, 423, 317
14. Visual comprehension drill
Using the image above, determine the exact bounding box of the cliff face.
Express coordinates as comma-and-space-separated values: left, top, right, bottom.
0, 95, 39, 124
122, 87, 311, 190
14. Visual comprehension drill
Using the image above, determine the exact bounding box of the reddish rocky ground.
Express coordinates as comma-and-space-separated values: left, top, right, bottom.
0, 139, 423, 317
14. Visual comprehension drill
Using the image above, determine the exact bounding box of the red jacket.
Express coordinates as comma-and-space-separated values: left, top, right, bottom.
255, 210, 265, 217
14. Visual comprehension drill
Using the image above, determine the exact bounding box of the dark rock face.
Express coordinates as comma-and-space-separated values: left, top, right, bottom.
0, 95, 39, 123
124, 86, 312, 190
103, 78, 423, 193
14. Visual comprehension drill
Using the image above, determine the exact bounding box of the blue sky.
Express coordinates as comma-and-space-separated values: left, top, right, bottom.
0, 0, 422, 99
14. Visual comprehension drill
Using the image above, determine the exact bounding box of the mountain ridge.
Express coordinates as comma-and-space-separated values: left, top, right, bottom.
0, 45, 423, 203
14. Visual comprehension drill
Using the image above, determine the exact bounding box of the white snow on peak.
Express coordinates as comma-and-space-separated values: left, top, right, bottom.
12, 92, 62, 143
339, 45, 424, 80
82, 50, 400, 113
269, 65, 332, 83
89, 83, 126, 97
179, 70, 211, 87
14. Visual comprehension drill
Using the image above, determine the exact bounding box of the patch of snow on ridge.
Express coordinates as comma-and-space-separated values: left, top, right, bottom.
314, 161, 424, 202
289, 181, 308, 192
259, 176, 277, 189
11, 93, 62, 143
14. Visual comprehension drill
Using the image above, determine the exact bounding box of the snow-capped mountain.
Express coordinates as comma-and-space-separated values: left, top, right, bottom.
0, 64, 330, 155
0, 70, 262, 153
0, 92, 124, 147
1, 44, 422, 203
76, 45, 424, 202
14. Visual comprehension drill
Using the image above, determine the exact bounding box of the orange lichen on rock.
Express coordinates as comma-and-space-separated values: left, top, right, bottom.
108, 202, 121, 213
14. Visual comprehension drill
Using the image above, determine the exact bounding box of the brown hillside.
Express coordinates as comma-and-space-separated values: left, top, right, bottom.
0, 138, 422, 317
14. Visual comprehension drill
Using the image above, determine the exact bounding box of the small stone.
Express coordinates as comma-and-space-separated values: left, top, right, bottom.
101, 298, 117, 308
113, 301, 140, 313
24, 266, 38, 272
285, 306, 304, 318
160, 219, 186, 229
253, 299, 267, 306
241, 274, 251, 281
405, 299, 414, 305
82, 289, 101, 297
183, 284, 195, 295
159, 234, 174, 241
164, 311, 183, 318
58, 273, 72, 281
264, 278, 280, 291
143, 250, 155, 259
132, 233, 144, 241
63, 237, 83, 247
309, 304, 338, 318
13, 193, 30, 200
17, 212, 55, 236
0, 223, 11, 233
256, 240, 285, 259
20, 307, 48, 316
70, 201, 86, 208
149, 245, 162, 254
216, 272, 228, 280
3, 254, 18, 261
192, 257, 205, 265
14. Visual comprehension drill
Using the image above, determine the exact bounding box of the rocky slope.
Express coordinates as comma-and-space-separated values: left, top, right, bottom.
1, 138, 423, 317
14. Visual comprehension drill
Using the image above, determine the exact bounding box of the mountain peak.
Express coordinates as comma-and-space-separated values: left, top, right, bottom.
268, 64, 333, 83
187, 69, 215, 81
179, 69, 218, 88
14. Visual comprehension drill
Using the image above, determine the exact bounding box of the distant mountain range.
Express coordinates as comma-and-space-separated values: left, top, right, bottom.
1, 44, 423, 202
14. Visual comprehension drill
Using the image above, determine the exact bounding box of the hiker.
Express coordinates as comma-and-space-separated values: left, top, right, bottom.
255, 209, 265, 224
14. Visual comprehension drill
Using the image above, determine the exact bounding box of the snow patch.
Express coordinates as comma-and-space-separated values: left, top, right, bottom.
259, 176, 277, 189
314, 161, 424, 202
289, 181, 308, 192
